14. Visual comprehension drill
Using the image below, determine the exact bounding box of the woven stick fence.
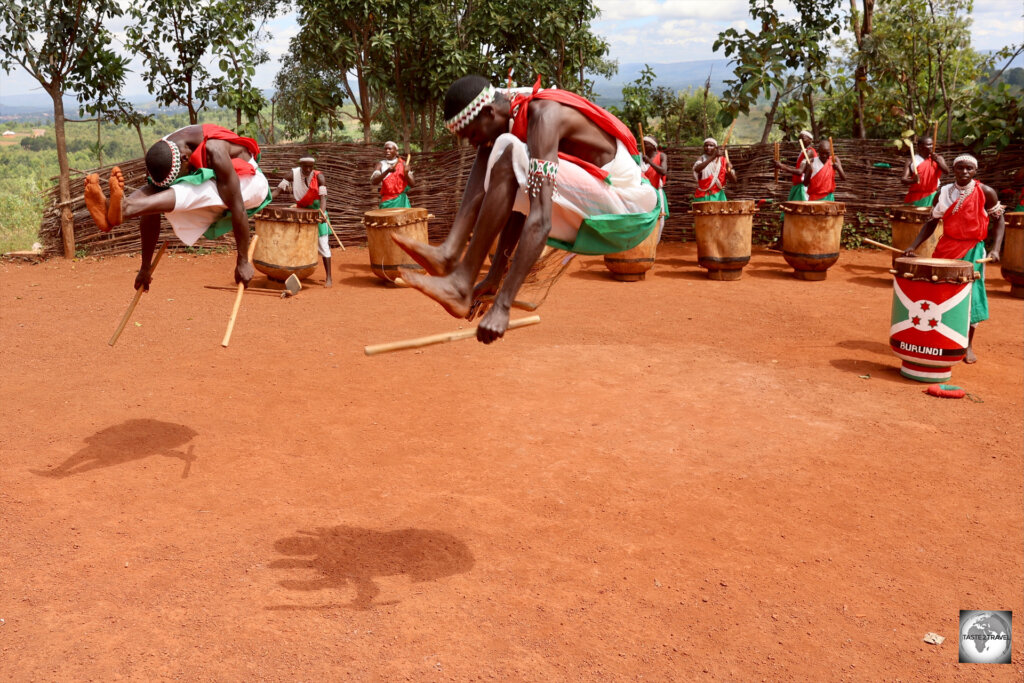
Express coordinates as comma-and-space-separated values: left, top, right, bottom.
38, 140, 1024, 257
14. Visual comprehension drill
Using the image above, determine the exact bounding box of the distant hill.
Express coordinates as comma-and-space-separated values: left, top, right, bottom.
590, 60, 732, 107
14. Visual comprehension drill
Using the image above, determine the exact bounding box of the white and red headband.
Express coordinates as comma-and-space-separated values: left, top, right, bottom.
150, 139, 181, 188
445, 85, 496, 134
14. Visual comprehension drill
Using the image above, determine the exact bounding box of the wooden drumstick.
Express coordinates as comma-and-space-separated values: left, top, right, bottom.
829, 135, 838, 167
933, 120, 939, 149
108, 242, 168, 347
364, 315, 541, 356
862, 237, 904, 254
221, 235, 259, 348
908, 138, 919, 181
773, 141, 780, 183
319, 208, 345, 250
638, 122, 645, 151
975, 257, 995, 264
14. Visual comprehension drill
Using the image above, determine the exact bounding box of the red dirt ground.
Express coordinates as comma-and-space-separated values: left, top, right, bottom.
1, 243, 1021, 681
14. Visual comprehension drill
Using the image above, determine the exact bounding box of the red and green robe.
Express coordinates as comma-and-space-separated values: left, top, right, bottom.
379, 159, 411, 208
787, 149, 815, 202
693, 155, 728, 202
903, 155, 941, 207
293, 168, 330, 237
932, 182, 990, 324
806, 157, 836, 202
169, 124, 272, 240
1015, 187, 1024, 213
642, 151, 669, 222
506, 78, 659, 255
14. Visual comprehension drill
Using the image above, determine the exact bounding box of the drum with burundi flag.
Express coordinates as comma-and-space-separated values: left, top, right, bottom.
889, 257, 975, 382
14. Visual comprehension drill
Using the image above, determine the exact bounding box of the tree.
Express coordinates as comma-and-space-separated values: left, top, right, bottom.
610, 65, 658, 134
714, 0, 843, 142
847, 0, 875, 139
650, 87, 726, 147
126, 0, 274, 127
0, 0, 128, 257
274, 40, 349, 143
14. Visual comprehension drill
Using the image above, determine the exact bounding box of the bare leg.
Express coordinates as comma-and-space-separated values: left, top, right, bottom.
392, 147, 493, 275
107, 167, 125, 227
964, 324, 978, 364
84, 174, 110, 231
400, 148, 519, 317
474, 212, 525, 300
323, 256, 332, 288
123, 184, 176, 218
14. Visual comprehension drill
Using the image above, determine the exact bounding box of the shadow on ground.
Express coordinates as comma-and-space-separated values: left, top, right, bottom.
31, 419, 197, 479
267, 525, 474, 611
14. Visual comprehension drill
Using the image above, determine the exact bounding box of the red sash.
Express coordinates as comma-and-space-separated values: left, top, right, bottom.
643, 151, 664, 189
509, 76, 639, 183
933, 186, 989, 259
380, 160, 408, 201
807, 158, 835, 201
296, 170, 322, 207
791, 149, 816, 185
904, 157, 941, 203
694, 159, 728, 198
188, 124, 261, 178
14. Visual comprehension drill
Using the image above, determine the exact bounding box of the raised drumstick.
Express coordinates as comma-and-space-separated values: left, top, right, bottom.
365, 315, 541, 356
221, 235, 259, 348
108, 242, 168, 346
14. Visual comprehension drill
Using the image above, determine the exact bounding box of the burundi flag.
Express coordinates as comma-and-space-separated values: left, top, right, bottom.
889, 277, 972, 382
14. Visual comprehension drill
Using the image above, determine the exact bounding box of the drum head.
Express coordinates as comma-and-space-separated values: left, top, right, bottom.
893, 256, 973, 282
256, 206, 320, 223
363, 207, 428, 227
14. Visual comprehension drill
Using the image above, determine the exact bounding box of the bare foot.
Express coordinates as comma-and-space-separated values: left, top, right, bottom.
391, 232, 453, 276
964, 346, 978, 364
399, 268, 472, 318
107, 167, 125, 227
324, 277, 333, 288
83, 174, 110, 232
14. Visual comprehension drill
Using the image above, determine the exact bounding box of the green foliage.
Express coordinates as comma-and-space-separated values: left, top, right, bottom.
610, 65, 657, 133
714, 0, 842, 140
650, 87, 726, 147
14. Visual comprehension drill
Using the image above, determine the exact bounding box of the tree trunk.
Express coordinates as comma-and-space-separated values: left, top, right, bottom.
850, 0, 874, 139
134, 123, 146, 156
52, 91, 75, 259
761, 90, 782, 144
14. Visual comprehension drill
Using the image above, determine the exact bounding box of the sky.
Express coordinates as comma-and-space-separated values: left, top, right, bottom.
1, 0, 1022, 97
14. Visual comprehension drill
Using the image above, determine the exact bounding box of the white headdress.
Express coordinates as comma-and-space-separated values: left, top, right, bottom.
799, 130, 813, 140
445, 85, 496, 133
298, 156, 315, 163
953, 154, 978, 169
704, 137, 718, 146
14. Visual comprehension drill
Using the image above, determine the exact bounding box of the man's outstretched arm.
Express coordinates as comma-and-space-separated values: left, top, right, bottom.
207, 139, 253, 285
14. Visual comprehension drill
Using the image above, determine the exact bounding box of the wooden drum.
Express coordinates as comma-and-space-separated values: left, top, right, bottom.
889, 257, 976, 383
603, 226, 659, 281
781, 201, 846, 280
364, 207, 430, 283
253, 206, 320, 282
692, 200, 757, 280
1000, 212, 1024, 298
889, 205, 942, 259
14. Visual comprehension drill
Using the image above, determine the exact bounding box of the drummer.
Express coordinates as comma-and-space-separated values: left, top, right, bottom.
371, 141, 417, 208
900, 135, 947, 207
902, 154, 1006, 364
802, 138, 846, 202
771, 130, 816, 248
271, 156, 333, 287
642, 136, 669, 239
692, 138, 736, 202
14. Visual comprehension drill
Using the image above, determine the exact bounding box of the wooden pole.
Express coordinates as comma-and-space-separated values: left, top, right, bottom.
108, 242, 168, 347
364, 315, 541, 356
221, 235, 259, 348
862, 237, 904, 254
723, 118, 737, 147
932, 120, 939, 150
638, 122, 645, 150
773, 142, 780, 183
829, 135, 838, 166
908, 139, 919, 181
